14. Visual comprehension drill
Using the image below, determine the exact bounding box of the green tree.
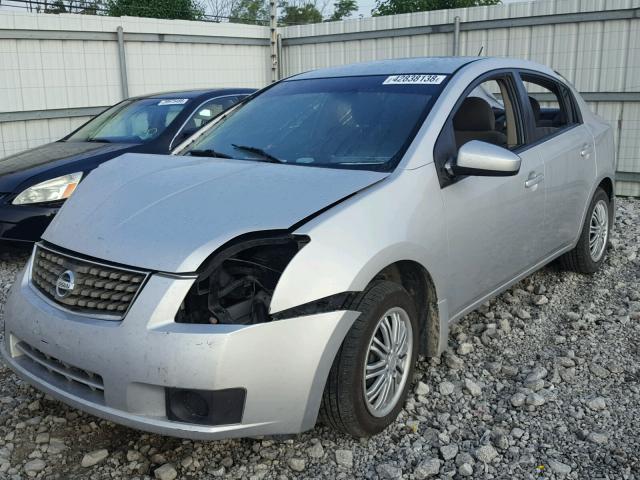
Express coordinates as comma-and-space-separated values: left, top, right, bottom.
44, 0, 70, 13
279, 1, 323, 25
329, 0, 357, 20
105, 0, 205, 20
373, 0, 500, 17
33, 0, 102, 14
229, 0, 269, 24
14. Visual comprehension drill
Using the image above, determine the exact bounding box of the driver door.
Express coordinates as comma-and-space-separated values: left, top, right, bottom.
435, 72, 547, 316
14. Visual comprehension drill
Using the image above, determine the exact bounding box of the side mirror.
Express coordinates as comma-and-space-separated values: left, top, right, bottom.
446, 140, 521, 177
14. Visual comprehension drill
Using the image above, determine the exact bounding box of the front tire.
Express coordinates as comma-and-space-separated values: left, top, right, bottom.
559, 187, 611, 273
320, 280, 419, 437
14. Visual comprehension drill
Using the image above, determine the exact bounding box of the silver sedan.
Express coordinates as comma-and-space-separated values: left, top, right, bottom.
2, 56, 615, 439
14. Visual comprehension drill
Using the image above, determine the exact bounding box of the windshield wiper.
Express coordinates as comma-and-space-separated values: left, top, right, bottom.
231, 144, 285, 164
86, 138, 111, 143
188, 149, 233, 159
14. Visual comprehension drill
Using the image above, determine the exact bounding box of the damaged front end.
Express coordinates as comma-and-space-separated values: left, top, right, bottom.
175, 233, 310, 325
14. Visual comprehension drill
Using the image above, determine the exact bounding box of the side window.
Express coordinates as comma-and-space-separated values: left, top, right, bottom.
434, 74, 523, 187
191, 97, 238, 130
180, 97, 239, 138
519, 74, 579, 142
451, 77, 523, 152
163, 105, 185, 127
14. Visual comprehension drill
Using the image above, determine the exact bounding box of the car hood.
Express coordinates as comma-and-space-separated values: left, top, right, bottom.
0, 141, 136, 192
43, 153, 388, 273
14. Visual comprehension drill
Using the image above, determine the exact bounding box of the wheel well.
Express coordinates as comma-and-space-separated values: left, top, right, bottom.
598, 177, 614, 201
373, 261, 440, 356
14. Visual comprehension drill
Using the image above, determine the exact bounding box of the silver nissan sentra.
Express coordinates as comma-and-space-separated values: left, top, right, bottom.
2, 57, 615, 439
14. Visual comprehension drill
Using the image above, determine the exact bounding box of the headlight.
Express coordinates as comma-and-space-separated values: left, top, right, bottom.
12, 172, 83, 205
175, 234, 309, 325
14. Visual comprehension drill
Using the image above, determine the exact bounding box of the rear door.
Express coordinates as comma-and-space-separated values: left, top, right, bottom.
515, 72, 595, 254
434, 71, 547, 316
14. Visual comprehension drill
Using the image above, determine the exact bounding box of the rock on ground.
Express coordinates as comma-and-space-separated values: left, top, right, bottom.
287, 457, 305, 472
376, 463, 402, 479
335, 449, 353, 468
548, 459, 572, 475
475, 444, 498, 463
414, 458, 441, 478
81, 449, 108, 467
24, 459, 46, 476
154, 463, 178, 480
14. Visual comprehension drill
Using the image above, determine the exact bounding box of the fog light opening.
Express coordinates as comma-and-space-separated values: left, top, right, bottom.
168, 390, 210, 422
166, 387, 246, 426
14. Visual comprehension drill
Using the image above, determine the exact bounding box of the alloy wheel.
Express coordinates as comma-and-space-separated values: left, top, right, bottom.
589, 199, 609, 262
363, 306, 413, 418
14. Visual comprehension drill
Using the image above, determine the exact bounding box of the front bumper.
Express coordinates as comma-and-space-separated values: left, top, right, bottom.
1, 260, 358, 439
0, 201, 59, 243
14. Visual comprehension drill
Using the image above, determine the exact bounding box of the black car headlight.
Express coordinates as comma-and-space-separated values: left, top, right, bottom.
175, 233, 309, 325
12, 172, 83, 205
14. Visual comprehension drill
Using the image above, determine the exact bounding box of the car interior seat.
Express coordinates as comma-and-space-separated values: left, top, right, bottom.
453, 97, 508, 149
528, 96, 558, 139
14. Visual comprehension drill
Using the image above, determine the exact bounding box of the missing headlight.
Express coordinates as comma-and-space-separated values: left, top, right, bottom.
176, 234, 308, 325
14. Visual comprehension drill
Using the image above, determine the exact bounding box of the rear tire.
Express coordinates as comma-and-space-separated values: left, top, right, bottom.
320, 280, 419, 437
559, 187, 611, 273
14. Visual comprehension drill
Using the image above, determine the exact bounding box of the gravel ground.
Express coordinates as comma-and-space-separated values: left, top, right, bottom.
0, 198, 638, 480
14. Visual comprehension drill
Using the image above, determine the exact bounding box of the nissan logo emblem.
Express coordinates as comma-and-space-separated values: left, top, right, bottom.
55, 270, 75, 299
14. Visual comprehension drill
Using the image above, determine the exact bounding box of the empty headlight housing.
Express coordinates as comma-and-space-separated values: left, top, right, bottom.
175, 233, 309, 325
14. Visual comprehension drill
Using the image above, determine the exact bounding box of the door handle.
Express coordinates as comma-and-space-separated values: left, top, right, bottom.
580, 144, 592, 158
525, 172, 544, 188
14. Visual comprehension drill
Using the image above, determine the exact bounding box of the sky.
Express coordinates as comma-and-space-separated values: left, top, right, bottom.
356, 0, 377, 17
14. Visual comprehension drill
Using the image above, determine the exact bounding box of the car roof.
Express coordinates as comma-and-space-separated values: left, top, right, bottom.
290, 57, 482, 80
288, 56, 557, 81
132, 88, 256, 101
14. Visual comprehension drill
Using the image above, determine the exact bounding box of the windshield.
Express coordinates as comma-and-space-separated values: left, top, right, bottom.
184, 75, 445, 171
66, 98, 190, 144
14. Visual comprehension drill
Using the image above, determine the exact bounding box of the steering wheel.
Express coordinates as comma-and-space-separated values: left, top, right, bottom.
139, 127, 158, 140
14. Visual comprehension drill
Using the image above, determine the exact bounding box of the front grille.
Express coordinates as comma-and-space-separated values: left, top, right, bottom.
31, 244, 149, 319
15, 340, 104, 392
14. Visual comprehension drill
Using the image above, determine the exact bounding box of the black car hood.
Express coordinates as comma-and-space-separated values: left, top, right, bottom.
0, 141, 137, 192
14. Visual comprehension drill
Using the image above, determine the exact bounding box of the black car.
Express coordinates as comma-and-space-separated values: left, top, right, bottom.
0, 88, 255, 243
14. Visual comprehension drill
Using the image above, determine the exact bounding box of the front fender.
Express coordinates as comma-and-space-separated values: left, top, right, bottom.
269, 165, 450, 318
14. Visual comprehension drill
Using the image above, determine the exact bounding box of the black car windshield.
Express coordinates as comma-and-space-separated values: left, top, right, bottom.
185, 75, 445, 170
66, 98, 190, 144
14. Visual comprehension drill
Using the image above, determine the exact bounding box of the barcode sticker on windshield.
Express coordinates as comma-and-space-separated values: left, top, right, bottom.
383, 74, 446, 85
158, 99, 189, 105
